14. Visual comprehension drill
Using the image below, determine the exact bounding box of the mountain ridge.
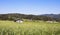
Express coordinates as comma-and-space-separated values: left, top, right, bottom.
40, 14, 60, 18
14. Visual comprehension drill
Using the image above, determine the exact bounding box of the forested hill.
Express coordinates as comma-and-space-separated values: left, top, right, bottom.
0, 13, 60, 22
40, 14, 60, 18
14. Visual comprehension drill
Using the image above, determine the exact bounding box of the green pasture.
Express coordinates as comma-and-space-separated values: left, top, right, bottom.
0, 20, 60, 35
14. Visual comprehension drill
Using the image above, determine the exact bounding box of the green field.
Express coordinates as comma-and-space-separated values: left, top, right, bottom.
0, 20, 60, 35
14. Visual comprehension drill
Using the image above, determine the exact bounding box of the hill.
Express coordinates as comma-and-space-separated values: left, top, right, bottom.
40, 14, 60, 18
0, 13, 60, 22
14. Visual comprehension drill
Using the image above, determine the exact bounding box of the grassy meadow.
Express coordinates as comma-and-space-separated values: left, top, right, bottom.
0, 20, 60, 35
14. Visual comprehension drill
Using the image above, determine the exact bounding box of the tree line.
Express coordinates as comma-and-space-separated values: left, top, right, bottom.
0, 13, 60, 22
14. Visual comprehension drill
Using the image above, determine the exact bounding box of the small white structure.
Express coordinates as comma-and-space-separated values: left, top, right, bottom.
16, 20, 23, 23
14, 19, 23, 23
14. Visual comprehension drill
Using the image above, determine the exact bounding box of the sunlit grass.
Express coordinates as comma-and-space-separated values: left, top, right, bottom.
0, 20, 60, 35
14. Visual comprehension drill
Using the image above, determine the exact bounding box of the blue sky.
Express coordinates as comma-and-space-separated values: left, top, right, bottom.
0, 0, 60, 15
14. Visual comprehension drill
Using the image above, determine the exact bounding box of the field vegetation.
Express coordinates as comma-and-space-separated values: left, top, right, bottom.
0, 20, 60, 35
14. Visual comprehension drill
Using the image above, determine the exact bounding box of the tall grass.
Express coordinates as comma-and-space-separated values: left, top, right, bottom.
0, 20, 60, 35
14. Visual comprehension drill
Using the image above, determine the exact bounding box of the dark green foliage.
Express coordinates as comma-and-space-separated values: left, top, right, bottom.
0, 13, 60, 22
55, 30, 60, 35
